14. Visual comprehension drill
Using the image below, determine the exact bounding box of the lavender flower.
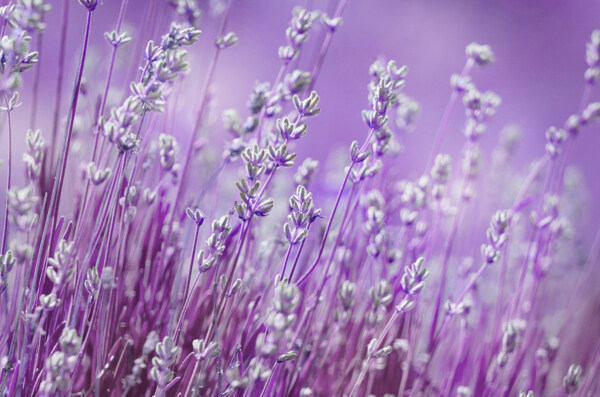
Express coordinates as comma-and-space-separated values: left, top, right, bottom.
0, 3, 597, 397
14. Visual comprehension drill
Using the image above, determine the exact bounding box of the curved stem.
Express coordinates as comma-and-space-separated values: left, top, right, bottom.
296, 128, 375, 286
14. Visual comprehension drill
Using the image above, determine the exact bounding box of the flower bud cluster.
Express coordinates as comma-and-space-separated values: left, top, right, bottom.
8, 185, 38, 231
530, 195, 570, 275
248, 81, 270, 115
216, 31, 238, 49
256, 283, 299, 366
465, 43, 495, 67
559, 102, 600, 142
497, 319, 526, 367
462, 85, 501, 142
122, 331, 159, 390
430, 154, 451, 200
292, 90, 321, 118
23, 129, 44, 182
77, 0, 98, 11
87, 162, 111, 185
366, 280, 393, 325
102, 24, 200, 152
535, 337, 559, 377
362, 189, 387, 258
585, 30, 600, 84
197, 214, 231, 272
0, 28, 38, 93
104, 30, 131, 48
283, 185, 321, 246
563, 363, 583, 394
150, 336, 181, 390
267, 70, 315, 120
0, 251, 16, 295
335, 280, 356, 324
533, 194, 560, 230
234, 146, 273, 220
8, 0, 51, 34
39, 328, 82, 395
158, 133, 179, 173
321, 13, 343, 32
223, 82, 271, 137
267, 142, 297, 168
364, 60, 408, 133
544, 126, 567, 159
395, 93, 420, 132
481, 209, 511, 264
118, 185, 139, 223
84, 266, 100, 298
46, 239, 73, 287
348, 60, 408, 183
169, 0, 202, 27
233, 91, 319, 220
283, 69, 311, 98
294, 158, 318, 187
278, 7, 318, 64
445, 293, 473, 317
400, 257, 429, 297
349, 142, 381, 183
225, 366, 249, 390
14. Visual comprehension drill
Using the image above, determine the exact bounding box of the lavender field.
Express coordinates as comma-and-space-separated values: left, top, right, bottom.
0, 0, 599, 396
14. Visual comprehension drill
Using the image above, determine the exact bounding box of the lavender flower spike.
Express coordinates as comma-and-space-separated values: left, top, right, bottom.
0, 3, 598, 397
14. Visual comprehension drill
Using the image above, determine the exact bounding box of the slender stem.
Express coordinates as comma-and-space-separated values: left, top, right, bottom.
428, 142, 473, 351
259, 363, 279, 397
296, 128, 375, 286
212, 255, 223, 396
288, 234, 307, 283
280, 243, 294, 280
306, 0, 348, 94
173, 222, 202, 342
48, 0, 70, 175
174, 0, 232, 211
90, 0, 129, 166
29, 31, 43, 128
1, 94, 13, 253
425, 59, 474, 172
349, 306, 401, 396
256, 64, 286, 144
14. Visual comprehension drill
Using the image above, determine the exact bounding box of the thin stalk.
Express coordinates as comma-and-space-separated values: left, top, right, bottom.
288, 231, 308, 283
173, 222, 202, 342
173, 0, 232, 212
90, 0, 129, 166
296, 128, 375, 286
48, 0, 69, 175
29, 31, 43, 128
306, 0, 348, 94
425, 59, 474, 172
349, 307, 401, 396
280, 241, 294, 279
1, 94, 14, 253
428, 152, 472, 351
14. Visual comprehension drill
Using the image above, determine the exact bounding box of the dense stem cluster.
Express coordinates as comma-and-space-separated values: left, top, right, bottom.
0, 2, 597, 396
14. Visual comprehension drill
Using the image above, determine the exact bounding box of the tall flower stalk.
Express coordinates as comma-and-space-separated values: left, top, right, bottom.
0, 2, 597, 396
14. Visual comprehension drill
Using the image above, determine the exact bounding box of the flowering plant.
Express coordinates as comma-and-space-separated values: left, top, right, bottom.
0, 1, 598, 396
